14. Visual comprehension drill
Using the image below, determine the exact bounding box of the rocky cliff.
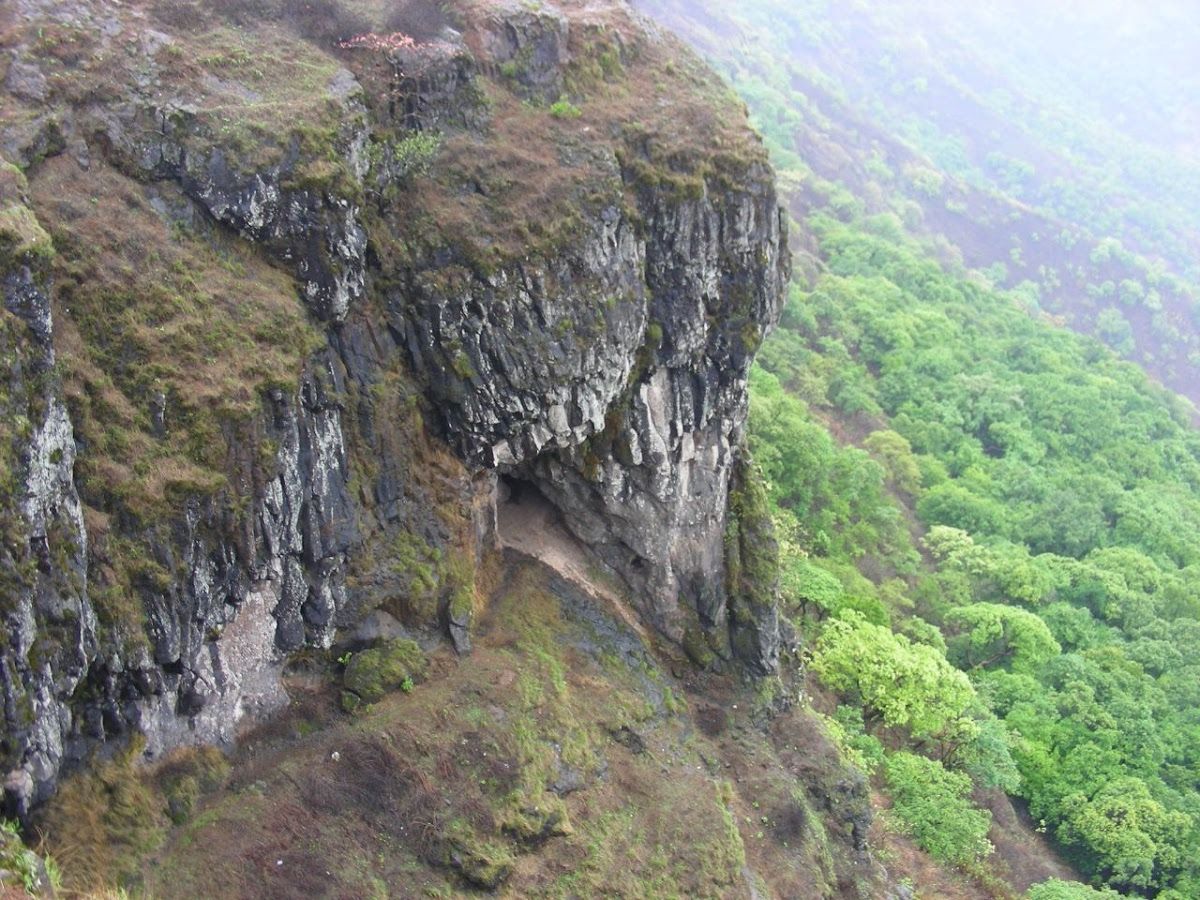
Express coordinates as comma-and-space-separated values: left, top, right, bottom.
0, 0, 788, 815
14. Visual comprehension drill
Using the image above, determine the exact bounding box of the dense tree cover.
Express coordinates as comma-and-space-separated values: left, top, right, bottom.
812, 612, 975, 744
944, 602, 1060, 673
749, 216, 1200, 896
884, 752, 994, 866
647, 2, 1200, 894
642, 0, 1200, 417
1027, 880, 1122, 900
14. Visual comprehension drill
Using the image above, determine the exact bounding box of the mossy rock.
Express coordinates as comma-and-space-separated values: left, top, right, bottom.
0, 163, 53, 271
682, 627, 717, 670
442, 824, 515, 890
387, 531, 443, 623
341, 638, 427, 708
500, 792, 573, 845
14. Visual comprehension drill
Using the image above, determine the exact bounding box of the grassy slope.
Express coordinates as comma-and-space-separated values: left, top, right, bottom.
42, 553, 877, 899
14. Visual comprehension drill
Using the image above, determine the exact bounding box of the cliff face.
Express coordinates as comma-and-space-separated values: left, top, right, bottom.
0, 0, 788, 813
0, 184, 93, 819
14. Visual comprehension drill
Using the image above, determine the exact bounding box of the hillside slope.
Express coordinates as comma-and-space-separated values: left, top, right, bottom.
637, 0, 1200, 408
635, 3, 1200, 898
6, 1, 1199, 898
1, 0, 794, 852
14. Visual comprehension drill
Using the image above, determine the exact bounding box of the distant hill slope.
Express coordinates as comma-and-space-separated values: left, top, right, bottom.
636, 0, 1200, 409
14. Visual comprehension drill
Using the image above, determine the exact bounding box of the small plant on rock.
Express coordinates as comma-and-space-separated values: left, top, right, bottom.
549, 97, 582, 120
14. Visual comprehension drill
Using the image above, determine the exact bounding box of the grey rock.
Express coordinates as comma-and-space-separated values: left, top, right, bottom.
4, 61, 46, 103
0, 263, 95, 813
396, 131, 788, 673
475, 1, 571, 101
351, 611, 408, 646
175, 151, 367, 322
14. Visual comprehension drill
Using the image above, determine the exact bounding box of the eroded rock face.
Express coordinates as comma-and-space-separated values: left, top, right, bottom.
109, 104, 371, 324
125, 359, 358, 759
0, 0, 788, 809
177, 156, 368, 323
1, 263, 95, 816
400, 210, 648, 468
471, 1, 572, 100
1, 255, 360, 809
526, 168, 787, 668
384, 15, 788, 671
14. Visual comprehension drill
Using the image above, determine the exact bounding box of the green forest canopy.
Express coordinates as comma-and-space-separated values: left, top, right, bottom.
750, 215, 1200, 896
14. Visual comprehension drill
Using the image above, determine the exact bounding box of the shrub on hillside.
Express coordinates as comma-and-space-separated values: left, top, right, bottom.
884, 751, 993, 866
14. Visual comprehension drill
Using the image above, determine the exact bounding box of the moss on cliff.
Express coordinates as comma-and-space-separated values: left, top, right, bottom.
357, 0, 771, 281
32, 158, 322, 524
0, 164, 52, 271
22, 156, 325, 647
725, 455, 782, 672
0, 310, 39, 611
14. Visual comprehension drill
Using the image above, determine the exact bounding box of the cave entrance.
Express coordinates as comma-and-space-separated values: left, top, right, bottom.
496, 473, 562, 545
495, 473, 597, 592
494, 472, 649, 639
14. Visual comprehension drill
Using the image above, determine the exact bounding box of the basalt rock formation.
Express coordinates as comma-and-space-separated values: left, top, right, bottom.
0, 0, 788, 814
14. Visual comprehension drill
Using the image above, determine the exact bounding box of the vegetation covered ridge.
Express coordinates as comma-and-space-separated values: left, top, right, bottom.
748, 212, 1200, 898
637, 0, 1200, 410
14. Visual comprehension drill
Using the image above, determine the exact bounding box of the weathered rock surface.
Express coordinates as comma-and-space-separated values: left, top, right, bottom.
0, 0, 788, 810
524, 173, 787, 668
1, 259, 95, 816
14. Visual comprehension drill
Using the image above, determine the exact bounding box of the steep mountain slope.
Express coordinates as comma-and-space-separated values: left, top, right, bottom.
637, 0, 1200, 408
0, 0, 792, 837
6, 1, 1197, 898
107, 554, 880, 898
631, 3, 1200, 898
0, 1, 946, 897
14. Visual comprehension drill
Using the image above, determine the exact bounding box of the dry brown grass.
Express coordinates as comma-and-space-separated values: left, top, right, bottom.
30, 156, 321, 521
120, 560, 777, 897
364, 0, 770, 279
35, 741, 167, 895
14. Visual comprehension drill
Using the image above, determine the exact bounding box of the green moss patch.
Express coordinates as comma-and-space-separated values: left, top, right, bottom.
23, 156, 325, 646
31, 157, 322, 522
341, 638, 428, 710
0, 163, 52, 270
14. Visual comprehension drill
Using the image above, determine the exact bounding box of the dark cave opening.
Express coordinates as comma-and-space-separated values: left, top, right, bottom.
497, 472, 555, 514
